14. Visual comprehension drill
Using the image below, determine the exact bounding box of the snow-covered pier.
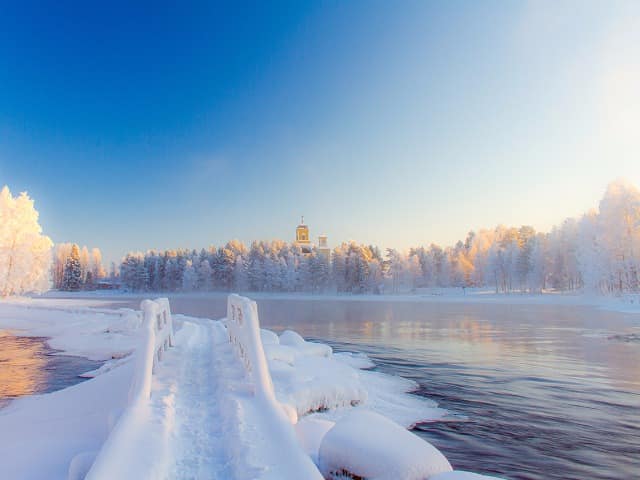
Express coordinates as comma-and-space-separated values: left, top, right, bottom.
0, 296, 503, 480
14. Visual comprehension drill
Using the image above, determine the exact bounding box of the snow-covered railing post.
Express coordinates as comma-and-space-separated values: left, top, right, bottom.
84, 298, 174, 480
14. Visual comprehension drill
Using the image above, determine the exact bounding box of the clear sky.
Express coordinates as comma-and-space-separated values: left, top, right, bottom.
1, 1, 639, 264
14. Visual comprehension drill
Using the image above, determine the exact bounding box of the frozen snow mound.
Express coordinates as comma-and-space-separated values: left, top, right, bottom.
260, 328, 280, 345
319, 409, 452, 480
280, 329, 333, 357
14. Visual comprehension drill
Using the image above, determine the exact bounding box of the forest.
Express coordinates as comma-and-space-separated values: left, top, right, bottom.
109, 180, 640, 295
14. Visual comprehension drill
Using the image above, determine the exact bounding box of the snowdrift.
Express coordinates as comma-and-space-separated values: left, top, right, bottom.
318, 409, 452, 480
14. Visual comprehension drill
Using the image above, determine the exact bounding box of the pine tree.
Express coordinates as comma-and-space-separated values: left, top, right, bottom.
62, 244, 82, 291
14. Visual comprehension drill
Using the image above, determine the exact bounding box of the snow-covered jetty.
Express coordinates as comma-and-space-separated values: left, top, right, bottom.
0, 295, 504, 480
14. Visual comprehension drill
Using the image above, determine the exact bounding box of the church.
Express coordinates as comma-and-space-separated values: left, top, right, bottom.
295, 216, 330, 259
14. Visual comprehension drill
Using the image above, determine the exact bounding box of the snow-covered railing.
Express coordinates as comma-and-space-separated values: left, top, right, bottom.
226, 294, 323, 479
127, 298, 174, 405
227, 294, 276, 401
84, 298, 174, 480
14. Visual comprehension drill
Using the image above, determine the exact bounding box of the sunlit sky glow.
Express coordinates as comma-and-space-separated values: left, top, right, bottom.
1, 1, 639, 264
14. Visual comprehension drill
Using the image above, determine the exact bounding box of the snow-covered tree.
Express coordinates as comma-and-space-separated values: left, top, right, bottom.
0, 186, 53, 296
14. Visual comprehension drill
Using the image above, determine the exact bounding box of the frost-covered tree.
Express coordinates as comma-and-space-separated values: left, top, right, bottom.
0, 186, 53, 296
52, 243, 104, 290
62, 244, 82, 291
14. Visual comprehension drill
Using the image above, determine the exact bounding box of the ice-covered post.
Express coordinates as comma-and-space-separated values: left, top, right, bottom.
127, 298, 175, 406
226, 294, 276, 401
155, 297, 175, 348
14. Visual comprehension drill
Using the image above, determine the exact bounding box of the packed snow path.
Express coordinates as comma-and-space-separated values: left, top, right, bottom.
141, 315, 317, 480
157, 319, 233, 479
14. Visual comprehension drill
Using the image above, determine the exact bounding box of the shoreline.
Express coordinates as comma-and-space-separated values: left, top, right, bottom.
34, 289, 640, 316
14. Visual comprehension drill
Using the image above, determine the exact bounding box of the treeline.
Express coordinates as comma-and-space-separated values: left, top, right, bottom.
120, 240, 333, 293
118, 180, 640, 295
52, 243, 106, 290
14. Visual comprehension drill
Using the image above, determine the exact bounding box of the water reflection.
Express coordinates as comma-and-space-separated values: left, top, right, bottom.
0, 331, 102, 408
0, 331, 48, 401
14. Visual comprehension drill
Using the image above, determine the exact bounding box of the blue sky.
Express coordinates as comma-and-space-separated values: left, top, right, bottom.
1, 1, 639, 264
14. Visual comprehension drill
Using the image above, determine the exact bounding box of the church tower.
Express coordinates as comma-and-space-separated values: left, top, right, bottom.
295, 216, 312, 254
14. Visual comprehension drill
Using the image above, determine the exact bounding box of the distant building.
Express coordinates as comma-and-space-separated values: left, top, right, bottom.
295, 216, 330, 259
295, 216, 313, 254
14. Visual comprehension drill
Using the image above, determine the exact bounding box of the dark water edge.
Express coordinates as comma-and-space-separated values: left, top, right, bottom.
322, 338, 640, 480
0, 332, 102, 408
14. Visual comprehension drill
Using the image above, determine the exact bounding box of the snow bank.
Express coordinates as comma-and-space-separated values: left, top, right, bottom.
0, 300, 141, 360
0, 353, 133, 480
318, 409, 452, 480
